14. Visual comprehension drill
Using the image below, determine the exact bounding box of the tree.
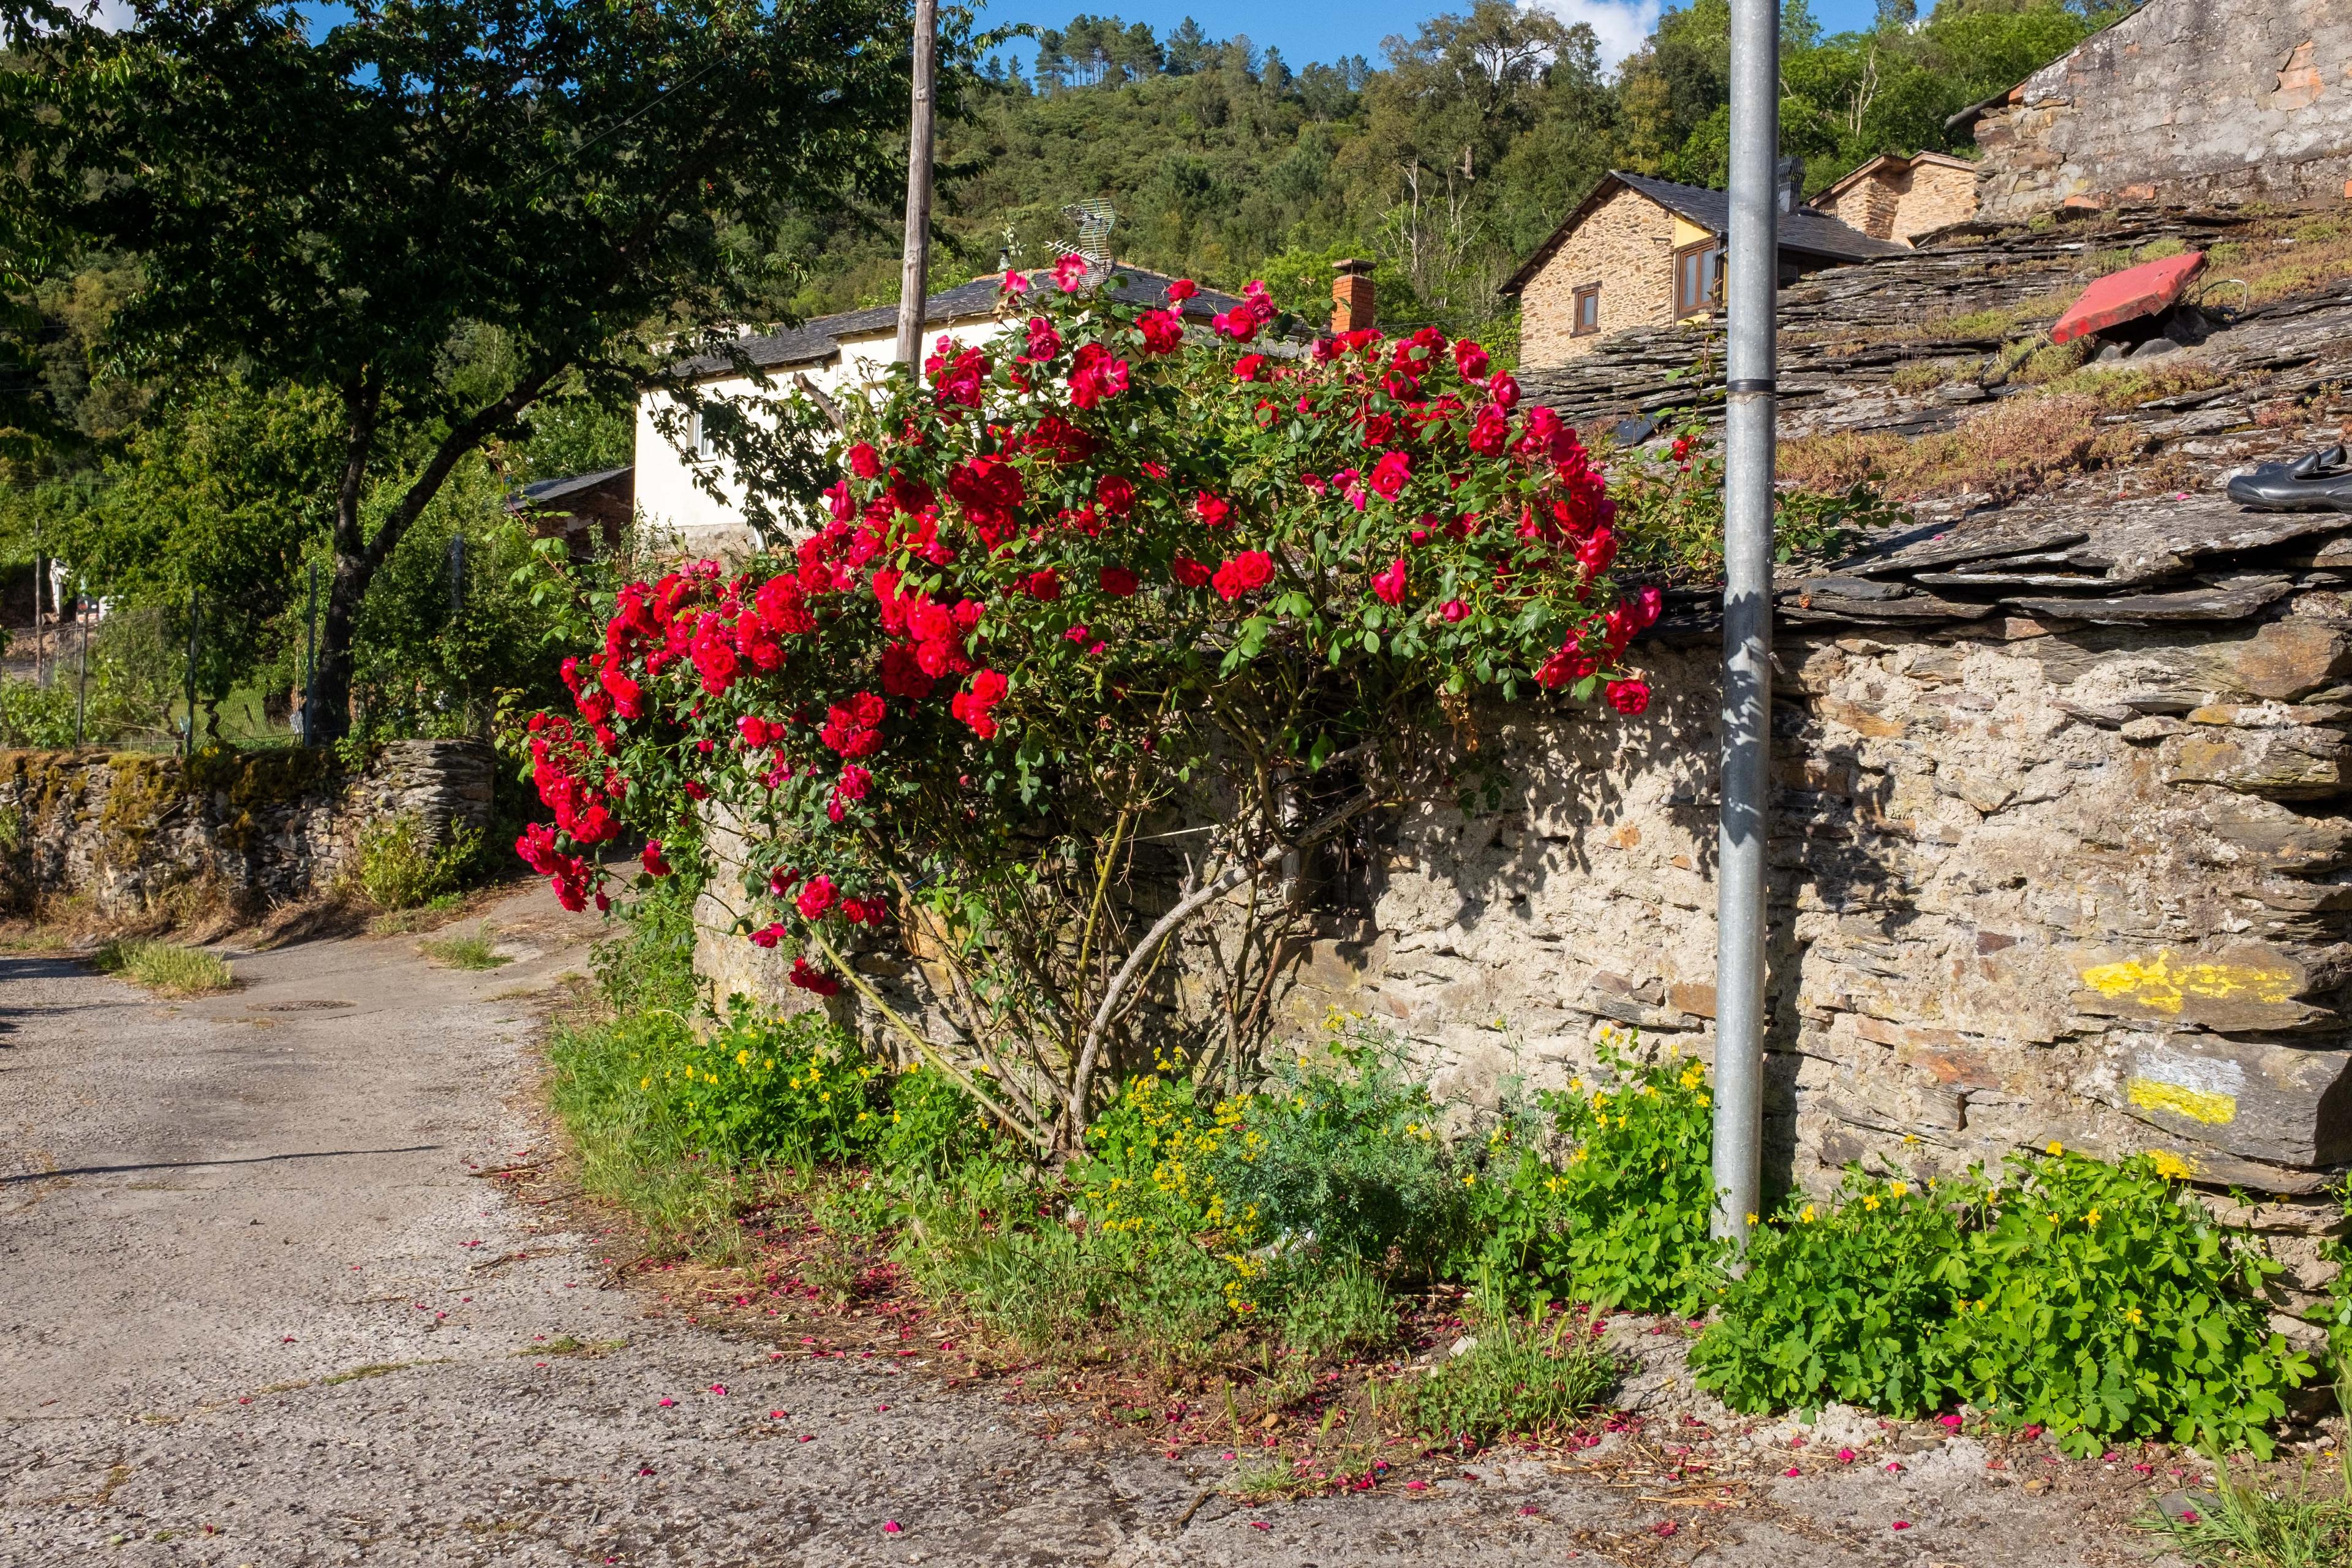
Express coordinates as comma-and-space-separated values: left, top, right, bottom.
0, 0, 969, 742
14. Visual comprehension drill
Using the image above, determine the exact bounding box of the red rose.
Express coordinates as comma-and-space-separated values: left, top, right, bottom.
1067, 342, 1130, 410
1167, 278, 1198, 303
1606, 679, 1651, 715
1194, 491, 1232, 528
1367, 449, 1412, 500
1096, 473, 1136, 515
1019, 567, 1062, 600
796, 874, 837, 920
1211, 550, 1274, 600
1453, 340, 1490, 380
1233, 354, 1267, 382
1136, 308, 1183, 355
641, 840, 672, 878
1020, 315, 1062, 364
1052, 252, 1089, 292
1490, 371, 1520, 409
1098, 565, 1139, 597
848, 442, 883, 478
1170, 553, 1212, 588
1371, 557, 1408, 606
788, 957, 842, 996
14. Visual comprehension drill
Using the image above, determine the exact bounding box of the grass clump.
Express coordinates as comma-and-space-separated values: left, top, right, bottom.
1406, 1288, 1619, 1446
419, 924, 511, 970
92, 937, 234, 996
2160, 1440, 2352, 1568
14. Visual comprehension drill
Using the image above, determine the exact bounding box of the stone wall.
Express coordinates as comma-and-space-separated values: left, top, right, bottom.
1973, 0, 2352, 223
690, 599, 2352, 1201
0, 739, 496, 917
1518, 186, 1677, 371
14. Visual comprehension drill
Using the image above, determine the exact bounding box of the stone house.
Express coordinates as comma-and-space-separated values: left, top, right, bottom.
1502, 171, 1907, 373
1806, 150, 1980, 247
635, 267, 1244, 555
1960, 0, 2352, 222
509, 464, 634, 558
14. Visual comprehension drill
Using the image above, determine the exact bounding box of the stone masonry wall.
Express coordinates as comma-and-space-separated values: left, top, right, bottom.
1973, 0, 2352, 223
1888, 160, 1978, 246
1518, 186, 1677, 372
1812, 175, 1900, 243
690, 603, 2352, 1202
0, 739, 496, 916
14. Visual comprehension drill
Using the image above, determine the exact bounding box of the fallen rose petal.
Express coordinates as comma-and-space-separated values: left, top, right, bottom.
657, 1398, 675, 1408
882, 1520, 903, 1535
1783, 1466, 1801, 1477
1892, 1521, 1912, 1531
1250, 1521, 1272, 1531
1404, 1480, 1430, 1491
1838, 1448, 1856, 1463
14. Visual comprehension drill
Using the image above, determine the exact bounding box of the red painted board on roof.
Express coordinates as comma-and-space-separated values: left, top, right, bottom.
2049, 252, 2206, 345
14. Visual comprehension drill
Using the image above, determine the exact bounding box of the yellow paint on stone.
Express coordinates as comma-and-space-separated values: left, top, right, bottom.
2144, 1148, 2198, 1180
2078, 951, 2296, 1016
2126, 1077, 2237, 1126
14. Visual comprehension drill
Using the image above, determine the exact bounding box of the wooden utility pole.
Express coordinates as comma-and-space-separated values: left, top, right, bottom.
892, 0, 938, 366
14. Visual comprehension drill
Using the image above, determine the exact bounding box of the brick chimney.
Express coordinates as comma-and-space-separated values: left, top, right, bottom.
1331, 258, 1376, 334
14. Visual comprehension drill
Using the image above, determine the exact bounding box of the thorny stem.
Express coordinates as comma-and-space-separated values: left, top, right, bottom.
802, 925, 1052, 1152
1064, 788, 1380, 1140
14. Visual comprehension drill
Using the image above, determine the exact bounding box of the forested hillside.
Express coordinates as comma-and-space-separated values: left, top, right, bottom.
786, 0, 2128, 331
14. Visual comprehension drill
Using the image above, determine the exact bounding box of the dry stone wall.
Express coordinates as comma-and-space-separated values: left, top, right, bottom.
0, 739, 496, 916
1973, 0, 2352, 222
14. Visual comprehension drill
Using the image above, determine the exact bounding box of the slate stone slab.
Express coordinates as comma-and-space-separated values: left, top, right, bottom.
2090, 1028, 2352, 1167
2071, 942, 2335, 1035
2007, 575, 2294, 625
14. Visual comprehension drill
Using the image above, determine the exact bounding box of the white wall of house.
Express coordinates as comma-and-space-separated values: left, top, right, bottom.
634, 315, 1010, 556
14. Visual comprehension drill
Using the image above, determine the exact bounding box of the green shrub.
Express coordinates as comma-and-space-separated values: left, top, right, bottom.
657, 1001, 889, 1164
1939, 1150, 2309, 1458
1209, 1036, 1461, 1266
1277, 1258, 1400, 1362
1470, 1038, 1726, 1316
355, 812, 480, 910
880, 1063, 1008, 1179
92, 937, 235, 995
1695, 1150, 2313, 1458
1691, 1171, 1967, 1417
1407, 1289, 1619, 1445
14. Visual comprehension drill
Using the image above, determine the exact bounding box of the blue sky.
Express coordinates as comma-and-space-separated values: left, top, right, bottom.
976, 0, 1885, 78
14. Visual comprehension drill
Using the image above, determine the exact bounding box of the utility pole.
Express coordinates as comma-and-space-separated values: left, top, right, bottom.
892, 0, 938, 366
303, 562, 319, 748
74, 589, 87, 747
183, 588, 200, 760
1711, 0, 1781, 1262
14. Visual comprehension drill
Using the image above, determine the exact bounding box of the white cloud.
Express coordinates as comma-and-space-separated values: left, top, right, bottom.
83, 0, 136, 29
1520, 0, 1664, 77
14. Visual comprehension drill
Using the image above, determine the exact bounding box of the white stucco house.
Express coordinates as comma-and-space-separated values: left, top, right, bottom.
635, 266, 1250, 555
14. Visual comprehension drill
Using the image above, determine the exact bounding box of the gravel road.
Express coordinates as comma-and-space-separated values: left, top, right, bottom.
1, 885, 2169, 1567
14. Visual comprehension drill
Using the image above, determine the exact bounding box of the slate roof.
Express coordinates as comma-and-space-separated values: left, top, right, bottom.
516, 466, 632, 505
666, 265, 1251, 381
1500, 170, 1911, 298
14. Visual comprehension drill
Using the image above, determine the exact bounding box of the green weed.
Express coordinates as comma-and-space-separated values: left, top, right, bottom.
419, 925, 510, 970
355, 813, 480, 910
92, 937, 234, 997
2160, 1438, 2352, 1568
1406, 1289, 1619, 1446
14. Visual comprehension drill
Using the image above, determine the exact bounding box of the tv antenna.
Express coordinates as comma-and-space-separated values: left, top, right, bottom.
1061, 199, 1117, 270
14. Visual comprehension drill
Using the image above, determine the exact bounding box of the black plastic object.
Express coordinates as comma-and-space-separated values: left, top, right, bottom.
2228, 447, 2352, 513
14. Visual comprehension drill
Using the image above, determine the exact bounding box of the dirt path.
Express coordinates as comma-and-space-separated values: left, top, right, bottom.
0, 885, 2170, 1567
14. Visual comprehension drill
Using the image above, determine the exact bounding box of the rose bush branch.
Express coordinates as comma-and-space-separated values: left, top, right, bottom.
513, 255, 1662, 1147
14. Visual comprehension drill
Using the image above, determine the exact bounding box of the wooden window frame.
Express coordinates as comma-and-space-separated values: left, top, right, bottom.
1673, 239, 1722, 320
1570, 282, 1601, 337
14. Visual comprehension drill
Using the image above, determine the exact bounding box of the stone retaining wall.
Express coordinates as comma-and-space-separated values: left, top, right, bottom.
0, 739, 496, 916
1972, 0, 2352, 223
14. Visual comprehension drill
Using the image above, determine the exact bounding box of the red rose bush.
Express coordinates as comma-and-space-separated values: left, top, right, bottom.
518, 259, 1658, 1147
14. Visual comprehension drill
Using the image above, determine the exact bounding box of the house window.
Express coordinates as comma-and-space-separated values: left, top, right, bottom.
1673, 240, 1722, 319
687, 407, 718, 463
1572, 283, 1601, 336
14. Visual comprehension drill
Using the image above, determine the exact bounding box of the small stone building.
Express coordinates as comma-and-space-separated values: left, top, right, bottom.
1503, 172, 1907, 372
1962, 0, 2352, 222
1806, 151, 1980, 247
511, 466, 634, 557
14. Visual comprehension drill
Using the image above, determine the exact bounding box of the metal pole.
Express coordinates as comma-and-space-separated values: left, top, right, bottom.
30, 548, 42, 688
892, 0, 938, 366
183, 587, 199, 760
1711, 0, 1781, 1259
74, 591, 86, 747
303, 562, 318, 747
